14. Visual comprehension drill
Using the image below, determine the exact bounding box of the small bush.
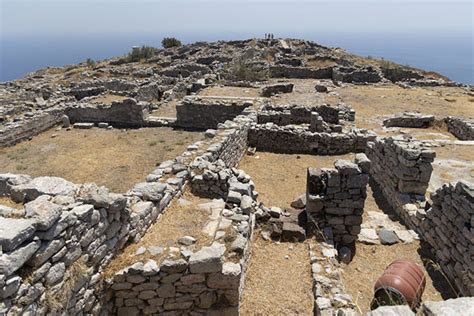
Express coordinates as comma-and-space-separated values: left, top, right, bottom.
127, 45, 158, 62
161, 37, 182, 49
85, 58, 96, 68
226, 58, 269, 82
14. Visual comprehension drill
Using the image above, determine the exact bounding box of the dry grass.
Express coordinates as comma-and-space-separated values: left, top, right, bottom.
305, 58, 337, 68
89, 94, 129, 105
0, 196, 23, 209
239, 152, 354, 208
331, 85, 474, 130
341, 242, 456, 314
0, 127, 203, 193
240, 234, 314, 315
268, 78, 328, 106
103, 191, 215, 279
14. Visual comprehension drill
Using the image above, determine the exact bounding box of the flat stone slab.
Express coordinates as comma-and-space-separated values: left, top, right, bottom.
189, 242, 225, 273
358, 228, 380, 245
73, 122, 94, 129
0, 218, 37, 252
11, 176, 76, 202
24, 196, 63, 231
378, 229, 399, 245
130, 182, 167, 202
421, 297, 474, 315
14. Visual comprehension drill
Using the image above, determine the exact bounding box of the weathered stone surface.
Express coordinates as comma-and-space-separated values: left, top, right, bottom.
378, 229, 399, 245
24, 195, 63, 231
207, 262, 241, 289
0, 217, 36, 252
11, 176, 76, 202
291, 194, 306, 209
189, 243, 225, 273
421, 297, 474, 316
45, 262, 65, 286
160, 259, 188, 274
0, 239, 41, 275
130, 182, 167, 202
281, 222, 306, 242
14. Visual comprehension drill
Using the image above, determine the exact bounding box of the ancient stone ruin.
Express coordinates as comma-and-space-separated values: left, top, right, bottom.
0, 38, 472, 315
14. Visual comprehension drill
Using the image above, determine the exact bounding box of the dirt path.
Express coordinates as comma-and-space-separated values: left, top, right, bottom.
240, 234, 314, 315
239, 152, 354, 208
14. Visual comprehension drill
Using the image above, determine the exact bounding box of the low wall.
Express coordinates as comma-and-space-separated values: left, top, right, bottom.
258, 104, 355, 125
366, 136, 436, 229
269, 65, 333, 79
306, 156, 370, 245
248, 124, 376, 155
332, 66, 383, 83
445, 116, 474, 140
420, 181, 474, 296
66, 98, 148, 127
175, 96, 256, 129
0, 107, 64, 147
383, 112, 435, 128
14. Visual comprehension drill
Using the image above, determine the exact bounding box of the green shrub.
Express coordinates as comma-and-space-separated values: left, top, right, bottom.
85, 58, 96, 68
161, 37, 182, 49
127, 45, 158, 62
226, 58, 269, 82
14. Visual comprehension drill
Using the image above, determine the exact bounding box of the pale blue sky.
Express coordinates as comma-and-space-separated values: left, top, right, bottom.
1, 0, 472, 38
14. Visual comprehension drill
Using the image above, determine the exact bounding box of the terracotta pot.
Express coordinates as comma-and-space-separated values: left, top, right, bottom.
372, 260, 426, 309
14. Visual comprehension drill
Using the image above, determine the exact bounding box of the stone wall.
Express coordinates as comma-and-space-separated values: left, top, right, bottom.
332, 66, 383, 83
366, 136, 436, 229
258, 104, 355, 125
420, 181, 474, 296
383, 112, 435, 128
306, 156, 370, 245
269, 65, 333, 79
65, 98, 149, 127
108, 162, 257, 315
445, 116, 474, 140
0, 175, 176, 315
0, 107, 64, 147
248, 124, 376, 155
175, 96, 257, 129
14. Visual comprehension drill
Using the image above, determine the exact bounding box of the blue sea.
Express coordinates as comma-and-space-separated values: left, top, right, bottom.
1, 31, 472, 84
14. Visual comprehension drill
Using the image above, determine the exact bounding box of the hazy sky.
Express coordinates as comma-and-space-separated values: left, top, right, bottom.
1, 0, 472, 39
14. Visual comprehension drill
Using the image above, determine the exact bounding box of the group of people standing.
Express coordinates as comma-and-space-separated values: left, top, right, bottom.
264, 33, 275, 40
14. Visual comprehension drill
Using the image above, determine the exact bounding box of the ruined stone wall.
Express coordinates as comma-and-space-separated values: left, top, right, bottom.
332, 66, 383, 83
248, 124, 376, 155
109, 165, 257, 315
258, 104, 354, 125
0, 176, 174, 315
175, 96, 255, 129
269, 65, 333, 79
366, 137, 436, 229
0, 107, 64, 147
306, 156, 370, 245
445, 116, 474, 140
66, 98, 148, 127
420, 181, 474, 296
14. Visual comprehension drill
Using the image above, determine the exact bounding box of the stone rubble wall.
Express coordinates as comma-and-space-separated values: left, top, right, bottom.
0, 107, 64, 147
108, 153, 258, 315
175, 96, 258, 129
248, 124, 376, 155
65, 98, 149, 127
383, 112, 435, 128
0, 176, 178, 315
420, 181, 474, 296
332, 66, 383, 83
306, 156, 370, 245
269, 65, 333, 79
366, 136, 436, 229
258, 104, 355, 125
445, 116, 474, 140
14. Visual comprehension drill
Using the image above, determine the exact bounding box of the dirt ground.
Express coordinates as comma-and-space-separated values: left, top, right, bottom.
104, 191, 214, 278
240, 234, 314, 315
239, 152, 354, 208
199, 85, 261, 98
89, 94, 129, 105
328, 84, 474, 130
0, 197, 23, 209
341, 242, 456, 314
268, 78, 328, 107
0, 127, 203, 193
150, 99, 179, 118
